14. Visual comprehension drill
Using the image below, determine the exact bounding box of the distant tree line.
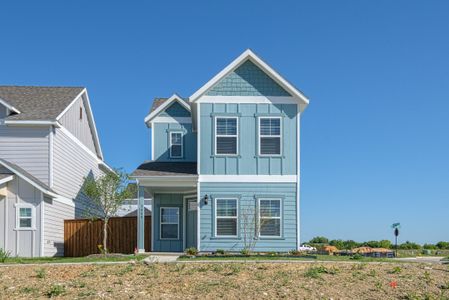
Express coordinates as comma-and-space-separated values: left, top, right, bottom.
307, 236, 449, 250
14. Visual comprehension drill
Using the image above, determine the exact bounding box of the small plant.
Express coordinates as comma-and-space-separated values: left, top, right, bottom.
46, 284, 66, 298
388, 266, 402, 274
185, 247, 199, 256
289, 249, 305, 256
20, 286, 38, 294
439, 282, 449, 290
350, 253, 363, 260
215, 249, 225, 255
240, 248, 251, 256
116, 264, 134, 276
304, 265, 337, 279
35, 268, 47, 279
0, 248, 10, 263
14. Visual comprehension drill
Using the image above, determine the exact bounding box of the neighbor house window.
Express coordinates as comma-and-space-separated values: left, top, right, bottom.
215, 117, 238, 155
16, 205, 35, 230
259, 117, 281, 155
258, 199, 281, 237
160, 207, 179, 239
170, 132, 183, 158
215, 198, 238, 237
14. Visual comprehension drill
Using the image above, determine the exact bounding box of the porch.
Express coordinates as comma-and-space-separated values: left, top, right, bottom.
133, 162, 198, 253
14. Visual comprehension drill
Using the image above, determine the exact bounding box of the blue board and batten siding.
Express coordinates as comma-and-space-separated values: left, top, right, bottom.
199, 103, 297, 175
199, 182, 297, 252
152, 101, 197, 162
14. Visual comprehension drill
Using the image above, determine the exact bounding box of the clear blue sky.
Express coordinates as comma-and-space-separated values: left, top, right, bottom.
1, 1, 448, 244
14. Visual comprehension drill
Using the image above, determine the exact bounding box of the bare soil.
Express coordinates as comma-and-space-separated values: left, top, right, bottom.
1, 262, 448, 299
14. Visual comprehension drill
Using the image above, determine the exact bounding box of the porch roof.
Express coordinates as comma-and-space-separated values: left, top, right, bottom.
131, 162, 197, 177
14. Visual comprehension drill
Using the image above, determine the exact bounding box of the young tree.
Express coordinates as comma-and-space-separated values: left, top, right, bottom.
83, 169, 132, 254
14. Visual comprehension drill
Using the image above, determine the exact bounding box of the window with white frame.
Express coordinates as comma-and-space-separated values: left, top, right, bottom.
215, 198, 238, 237
160, 207, 179, 239
258, 199, 281, 237
259, 117, 282, 155
215, 117, 238, 155
170, 132, 183, 158
16, 205, 35, 230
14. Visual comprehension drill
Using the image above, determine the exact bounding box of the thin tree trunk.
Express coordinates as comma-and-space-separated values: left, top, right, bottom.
103, 219, 108, 254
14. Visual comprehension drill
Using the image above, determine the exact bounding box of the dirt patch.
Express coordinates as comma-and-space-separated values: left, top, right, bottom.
1, 262, 448, 299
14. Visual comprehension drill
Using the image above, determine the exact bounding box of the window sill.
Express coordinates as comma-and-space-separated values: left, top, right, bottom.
211, 155, 241, 158
210, 237, 241, 240
14, 228, 36, 231
258, 237, 285, 240
255, 155, 285, 158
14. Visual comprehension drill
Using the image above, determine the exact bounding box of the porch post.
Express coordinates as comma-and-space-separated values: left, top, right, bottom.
137, 185, 145, 253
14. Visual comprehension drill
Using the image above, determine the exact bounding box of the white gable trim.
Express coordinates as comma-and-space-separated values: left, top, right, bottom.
197, 96, 298, 104
0, 175, 14, 185
152, 116, 192, 124
0, 98, 21, 114
55, 89, 104, 160
144, 94, 191, 126
189, 49, 309, 107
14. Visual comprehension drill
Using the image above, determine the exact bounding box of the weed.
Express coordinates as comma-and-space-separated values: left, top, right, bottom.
374, 281, 383, 291
20, 286, 38, 294
369, 269, 377, 277
423, 271, 432, 285
215, 249, 226, 255
78, 290, 95, 298
304, 265, 337, 279
0, 248, 10, 263
35, 268, 46, 279
79, 268, 96, 278
210, 264, 223, 272
240, 248, 251, 256
350, 254, 363, 260
46, 284, 65, 298
388, 266, 402, 274
439, 282, 449, 290
116, 264, 134, 276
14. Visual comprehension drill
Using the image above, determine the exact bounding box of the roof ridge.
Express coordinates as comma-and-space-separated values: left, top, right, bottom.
0, 85, 85, 89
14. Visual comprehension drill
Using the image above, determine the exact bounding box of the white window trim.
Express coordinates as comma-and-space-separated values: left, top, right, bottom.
160, 207, 179, 240
258, 116, 282, 156
214, 198, 238, 238
258, 198, 282, 238
15, 204, 36, 231
169, 131, 183, 158
215, 116, 239, 156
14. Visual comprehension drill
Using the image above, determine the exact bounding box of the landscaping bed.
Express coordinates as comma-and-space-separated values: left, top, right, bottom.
0, 261, 448, 299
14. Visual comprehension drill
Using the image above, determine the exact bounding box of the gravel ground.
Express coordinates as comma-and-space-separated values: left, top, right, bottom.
0, 262, 448, 299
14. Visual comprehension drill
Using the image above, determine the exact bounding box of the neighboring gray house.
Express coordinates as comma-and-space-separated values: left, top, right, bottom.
0, 86, 110, 257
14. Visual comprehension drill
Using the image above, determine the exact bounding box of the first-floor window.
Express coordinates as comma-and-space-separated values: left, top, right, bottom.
215, 198, 238, 237
170, 132, 183, 158
160, 207, 179, 239
259, 199, 281, 237
16, 205, 34, 229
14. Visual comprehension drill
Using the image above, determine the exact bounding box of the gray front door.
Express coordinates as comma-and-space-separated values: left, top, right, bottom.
185, 197, 197, 249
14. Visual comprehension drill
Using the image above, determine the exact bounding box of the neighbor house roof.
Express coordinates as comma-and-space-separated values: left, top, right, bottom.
131, 162, 197, 177
0, 86, 84, 121
0, 158, 57, 196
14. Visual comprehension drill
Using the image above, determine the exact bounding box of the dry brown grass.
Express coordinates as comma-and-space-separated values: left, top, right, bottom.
0, 262, 448, 299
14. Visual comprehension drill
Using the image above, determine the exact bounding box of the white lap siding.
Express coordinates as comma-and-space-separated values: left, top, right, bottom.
52, 127, 103, 214
0, 126, 50, 185
43, 197, 75, 256
0, 177, 42, 257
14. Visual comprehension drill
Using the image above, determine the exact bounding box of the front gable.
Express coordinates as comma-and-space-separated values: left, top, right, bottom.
161, 101, 191, 118
206, 60, 291, 97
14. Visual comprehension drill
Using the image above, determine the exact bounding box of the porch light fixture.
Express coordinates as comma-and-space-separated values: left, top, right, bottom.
204, 194, 209, 205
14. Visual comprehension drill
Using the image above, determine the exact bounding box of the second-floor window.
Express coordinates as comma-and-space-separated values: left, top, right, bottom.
215, 117, 238, 155
170, 132, 183, 158
259, 117, 282, 156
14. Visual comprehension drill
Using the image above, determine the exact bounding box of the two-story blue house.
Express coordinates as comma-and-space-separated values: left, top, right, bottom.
131, 49, 309, 253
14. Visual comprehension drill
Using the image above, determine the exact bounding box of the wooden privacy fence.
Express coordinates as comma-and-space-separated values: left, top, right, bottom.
64, 216, 151, 257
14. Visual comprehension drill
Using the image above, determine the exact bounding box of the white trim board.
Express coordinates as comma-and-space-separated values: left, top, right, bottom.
0, 98, 21, 114
0, 175, 14, 185
152, 116, 192, 124
199, 175, 297, 183
4, 120, 60, 127
197, 96, 298, 104
144, 94, 191, 125
189, 49, 309, 109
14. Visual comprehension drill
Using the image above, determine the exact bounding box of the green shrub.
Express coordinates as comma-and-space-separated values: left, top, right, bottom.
240, 248, 251, 256
0, 248, 10, 263
185, 247, 199, 256
436, 241, 449, 250
350, 254, 363, 260
423, 243, 437, 250
308, 236, 329, 244
289, 249, 304, 256
215, 249, 225, 255
399, 241, 421, 250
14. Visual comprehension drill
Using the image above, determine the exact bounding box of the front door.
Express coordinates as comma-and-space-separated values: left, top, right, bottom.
185, 197, 197, 249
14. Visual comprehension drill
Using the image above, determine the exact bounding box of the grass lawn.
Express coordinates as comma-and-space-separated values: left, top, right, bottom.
0, 261, 448, 299
178, 254, 396, 263
0, 254, 148, 265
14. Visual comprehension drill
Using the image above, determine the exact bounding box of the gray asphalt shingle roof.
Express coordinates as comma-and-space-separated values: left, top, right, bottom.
149, 97, 189, 113
0, 86, 84, 121
132, 162, 197, 177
